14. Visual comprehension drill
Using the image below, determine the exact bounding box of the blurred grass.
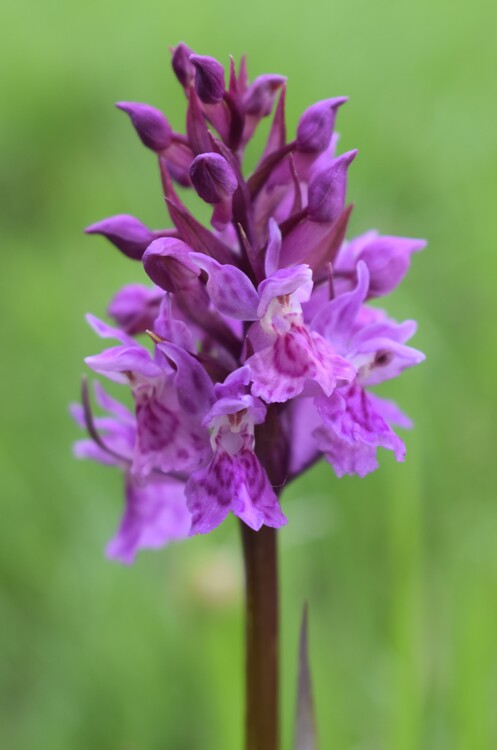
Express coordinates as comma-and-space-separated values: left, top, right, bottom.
1, 0, 496, 748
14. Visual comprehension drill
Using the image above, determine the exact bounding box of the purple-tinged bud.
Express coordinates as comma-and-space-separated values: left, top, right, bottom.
189, 153, 238, 204
116, 102, 173, 152
171, 42, 195, 88
296, 97, 348, 153
190, 55, 225, 104
85, 214, 156, 260
244, 74, 286, 117
358, 236, 426, 297
143, 238, 200, 293
307, 150, 357, 223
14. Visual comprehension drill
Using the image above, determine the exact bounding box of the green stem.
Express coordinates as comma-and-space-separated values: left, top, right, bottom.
241, 523, 279, 750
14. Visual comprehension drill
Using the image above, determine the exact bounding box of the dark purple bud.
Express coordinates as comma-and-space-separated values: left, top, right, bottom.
296, 97, 348, 153
189, 153, 238, 204
116, 102, 173, 152
190, 54, 225, 104
307, 150, 357, 223
244, 74, 286, 117
171, 42, 195, 88
143, 238, 200, 293
85, 214, 156, 260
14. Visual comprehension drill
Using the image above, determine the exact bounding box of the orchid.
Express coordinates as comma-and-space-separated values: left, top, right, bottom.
73, 43, 425, 748
74, 43, 424, 560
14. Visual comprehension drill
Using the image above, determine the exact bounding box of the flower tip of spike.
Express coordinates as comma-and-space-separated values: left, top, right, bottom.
244, 74, 287, 117
171, 42, 195, 88
297, 97, 348, 153
189, 54, 225, 104
115, 101, 173, 152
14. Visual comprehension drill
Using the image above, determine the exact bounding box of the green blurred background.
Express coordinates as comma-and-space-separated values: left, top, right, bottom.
1, 0, 496, 747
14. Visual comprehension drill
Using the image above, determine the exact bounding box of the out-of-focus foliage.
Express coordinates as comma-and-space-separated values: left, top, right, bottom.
1, 0, 496, 748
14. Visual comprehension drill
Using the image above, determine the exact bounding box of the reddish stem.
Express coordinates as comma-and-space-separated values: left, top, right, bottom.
240, 523, 279, 750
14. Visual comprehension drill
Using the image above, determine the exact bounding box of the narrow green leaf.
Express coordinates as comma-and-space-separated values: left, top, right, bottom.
294, 603, 318, 750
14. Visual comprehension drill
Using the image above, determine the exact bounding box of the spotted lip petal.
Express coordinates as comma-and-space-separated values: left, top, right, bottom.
315, 384, 406, 477
186, 450, 286, 535
247, 327, 355, 404
106, 477, 191, 564
85, 339, 211, 477
72, 380, 192, 564
368, 393, 413, 430
132, 380, 210, 477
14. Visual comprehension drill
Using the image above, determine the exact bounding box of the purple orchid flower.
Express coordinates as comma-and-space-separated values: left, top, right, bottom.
189, 251, 355, 403
186, 367, 287, 534
77, 44, 425, 562
84, 317, 213, 478
310, 261, 424, 475
71, 380, 191, 564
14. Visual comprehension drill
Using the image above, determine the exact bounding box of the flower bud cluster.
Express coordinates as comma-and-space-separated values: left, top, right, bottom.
74, 43, 425, 563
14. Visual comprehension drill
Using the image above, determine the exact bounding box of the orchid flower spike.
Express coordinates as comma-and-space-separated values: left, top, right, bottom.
77, 43, 425, 563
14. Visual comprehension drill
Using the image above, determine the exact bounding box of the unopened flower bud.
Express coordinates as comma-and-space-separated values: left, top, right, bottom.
116, 102, 173, 152
189, 153, 238, 204
85, 214, 155, 260
296, 97, 347, 153
190, 55, 225, 104
171, 42, 195, 88
244, 74, 286, 117
308, 150, 357, 222
143, 238, 200, 292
